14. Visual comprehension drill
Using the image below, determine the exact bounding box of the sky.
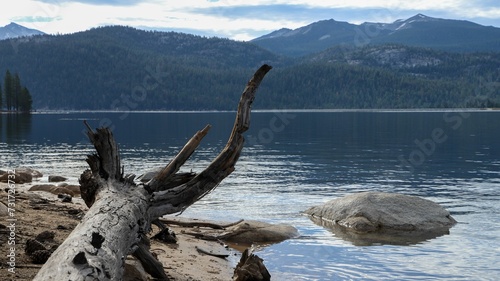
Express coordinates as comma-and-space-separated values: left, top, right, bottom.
2, 0, 500, 41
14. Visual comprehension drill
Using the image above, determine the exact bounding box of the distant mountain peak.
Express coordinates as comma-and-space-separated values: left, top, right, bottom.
412, 13, 432, 19
251, 14, 500, 57
0, 22, 45, 40
252, 18, 354, 44
395, 13, 435, 22
256, 27, 293, 40
406, 13, 439, 22
377, 14, 441, 31
6, 22, 21, 27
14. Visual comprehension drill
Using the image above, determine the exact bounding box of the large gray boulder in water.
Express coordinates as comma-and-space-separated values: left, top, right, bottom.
305, 192, 457, 245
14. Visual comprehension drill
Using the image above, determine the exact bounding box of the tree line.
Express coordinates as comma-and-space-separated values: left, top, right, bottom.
0, 70, 33, 112
0, 26, 498, 110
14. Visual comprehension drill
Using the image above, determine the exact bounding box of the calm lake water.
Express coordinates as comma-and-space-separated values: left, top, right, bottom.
1, 110, 499, 280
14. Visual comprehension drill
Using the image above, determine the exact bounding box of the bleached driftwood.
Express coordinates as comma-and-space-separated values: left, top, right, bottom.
33, 64, 272, 281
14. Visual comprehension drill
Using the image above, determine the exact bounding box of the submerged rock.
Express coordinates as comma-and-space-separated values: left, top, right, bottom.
48, 175, 68, 182
223, 220, 299, 245
305, 192, 457, 245
177, 218, 299, 247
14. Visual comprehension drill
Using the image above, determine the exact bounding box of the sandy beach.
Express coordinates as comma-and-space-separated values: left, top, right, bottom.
0, 182, 240, 281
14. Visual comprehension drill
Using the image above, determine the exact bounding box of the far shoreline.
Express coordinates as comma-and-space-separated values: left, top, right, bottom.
18, 107, 500, 115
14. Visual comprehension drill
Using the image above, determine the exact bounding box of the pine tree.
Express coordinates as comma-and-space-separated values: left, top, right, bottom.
1, 71, 33, 112
13, 73, 22, 111
19, 87, 32, 112
4, 70, 13, 111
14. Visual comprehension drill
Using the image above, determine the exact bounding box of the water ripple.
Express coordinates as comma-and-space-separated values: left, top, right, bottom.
2, 111, 500, 281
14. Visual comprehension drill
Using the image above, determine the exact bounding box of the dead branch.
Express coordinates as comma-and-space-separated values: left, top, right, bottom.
33, 64, 272, 281
159, 218, 244, 230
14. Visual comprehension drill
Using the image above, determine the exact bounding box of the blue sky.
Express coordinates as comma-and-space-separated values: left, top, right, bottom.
2, 0, 500, 41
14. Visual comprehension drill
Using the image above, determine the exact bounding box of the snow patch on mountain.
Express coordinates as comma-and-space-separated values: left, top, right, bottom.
0, 22, 45, 40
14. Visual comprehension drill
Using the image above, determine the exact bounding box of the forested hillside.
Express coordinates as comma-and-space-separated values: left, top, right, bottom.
0, 25, 498, 110
298, 45, 500, 108
255, 63, 492, 109
0, 26, 285, 110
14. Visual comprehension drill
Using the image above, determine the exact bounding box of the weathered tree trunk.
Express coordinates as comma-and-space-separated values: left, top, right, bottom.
33, 64, 272, 281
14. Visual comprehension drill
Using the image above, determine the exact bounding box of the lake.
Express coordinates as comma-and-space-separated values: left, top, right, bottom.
1, 110, 499, 280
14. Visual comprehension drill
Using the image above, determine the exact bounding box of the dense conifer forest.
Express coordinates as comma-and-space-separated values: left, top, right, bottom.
0, 26, 498, 110
0, 70, 32, 112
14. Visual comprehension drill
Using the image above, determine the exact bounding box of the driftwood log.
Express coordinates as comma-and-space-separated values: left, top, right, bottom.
233, 249, 271, 281
33, 64, 272, 281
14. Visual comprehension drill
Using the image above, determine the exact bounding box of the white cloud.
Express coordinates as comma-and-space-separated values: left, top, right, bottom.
271, 0, 461, 10
1, 0, 499, 40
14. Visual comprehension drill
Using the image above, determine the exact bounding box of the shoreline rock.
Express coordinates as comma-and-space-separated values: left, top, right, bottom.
305, 191, 457, 245
29, 184, 81, 197
0, 167, 43, 184
48, 175, 68, 182
1, 184, 281, 280
161, 217, 299, 249
223, 220, 299, 245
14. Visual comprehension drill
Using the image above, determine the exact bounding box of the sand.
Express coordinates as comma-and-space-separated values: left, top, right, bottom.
0, 182, 239, 281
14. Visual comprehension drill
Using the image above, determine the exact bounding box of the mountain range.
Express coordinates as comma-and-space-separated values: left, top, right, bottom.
0, 22, 45, 40
252, 14, 500, 57
0, 15, 499, 110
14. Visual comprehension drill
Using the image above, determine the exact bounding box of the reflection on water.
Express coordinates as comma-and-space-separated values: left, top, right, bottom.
307, 215, 451, 246
0, 113, 32, 143
1, 111, 500, 280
